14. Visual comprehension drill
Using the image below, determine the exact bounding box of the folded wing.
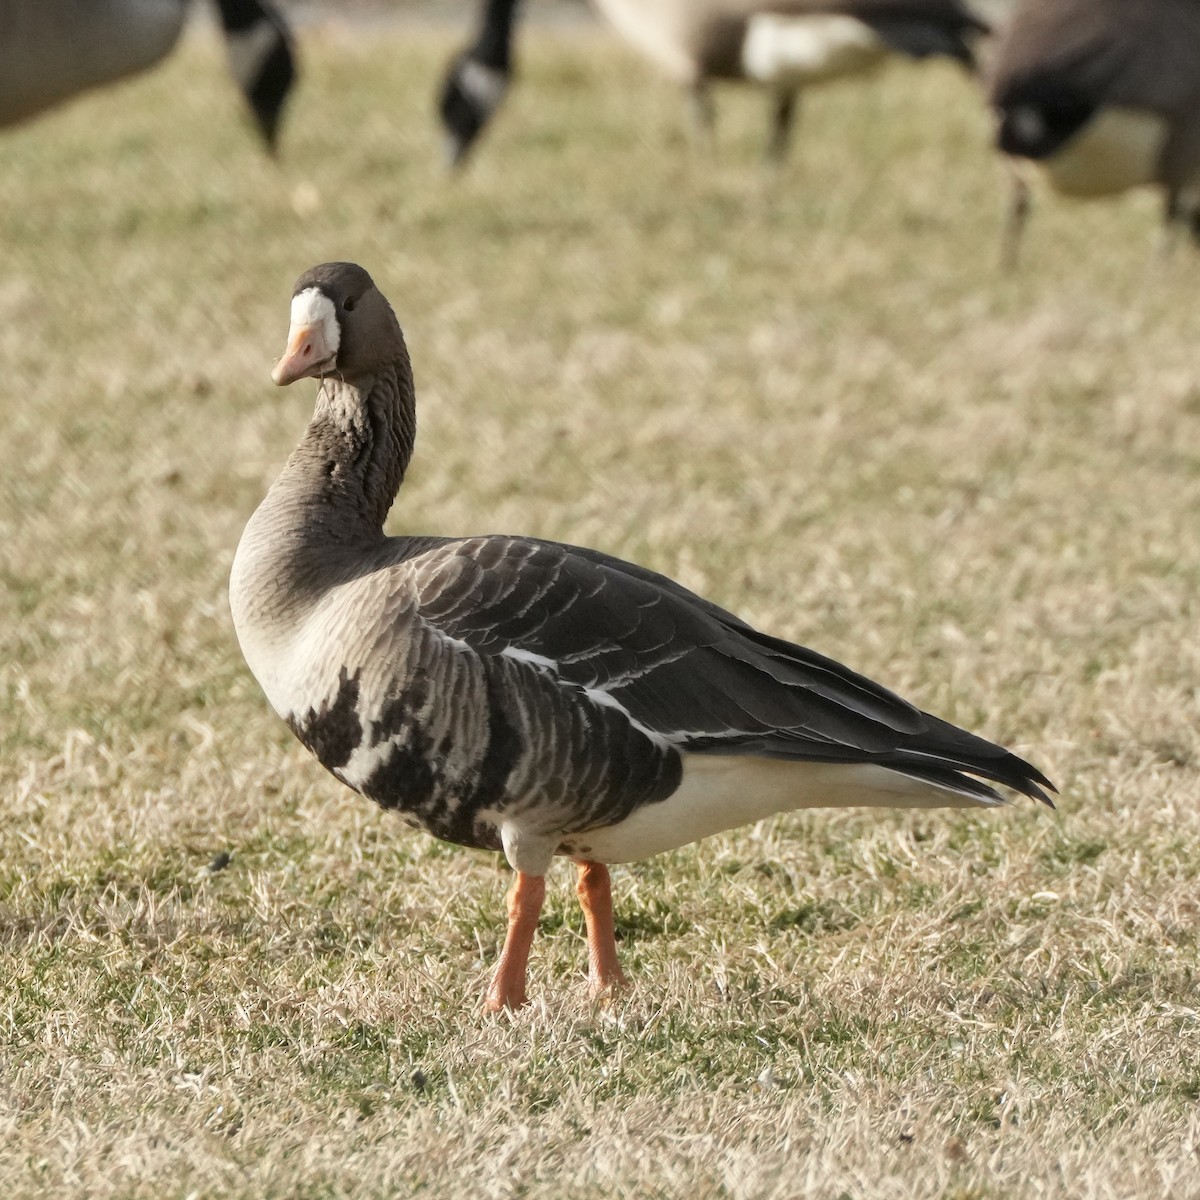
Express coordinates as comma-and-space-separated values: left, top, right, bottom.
410, 536, 1054, 807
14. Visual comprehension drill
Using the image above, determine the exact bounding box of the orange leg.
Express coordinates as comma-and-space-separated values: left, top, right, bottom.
485, 871, 546, 1012
576, 860, 628, 997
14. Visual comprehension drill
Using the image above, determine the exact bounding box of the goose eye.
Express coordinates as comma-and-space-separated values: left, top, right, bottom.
343, 296, 356, 312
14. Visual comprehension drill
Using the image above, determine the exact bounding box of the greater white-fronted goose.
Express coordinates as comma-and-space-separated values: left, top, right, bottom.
987, 0, 1200, 264
440, 0, 990, 166
0, 0, 295, 150
230, 262, 1055, 1011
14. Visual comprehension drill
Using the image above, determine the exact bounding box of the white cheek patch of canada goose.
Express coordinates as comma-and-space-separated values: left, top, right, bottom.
230, 261, 1055, 1014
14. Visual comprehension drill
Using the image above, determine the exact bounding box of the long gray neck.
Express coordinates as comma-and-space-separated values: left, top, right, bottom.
270, 358, 416, 542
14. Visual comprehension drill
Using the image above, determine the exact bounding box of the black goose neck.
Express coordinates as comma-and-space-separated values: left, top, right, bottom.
472, 0, 522, 66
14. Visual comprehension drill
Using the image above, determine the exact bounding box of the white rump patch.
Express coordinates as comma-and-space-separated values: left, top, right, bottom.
1039, 106, 1168, 197
290, 287, 340, 357
742, 14, 886, 86
224, 21, 280, 90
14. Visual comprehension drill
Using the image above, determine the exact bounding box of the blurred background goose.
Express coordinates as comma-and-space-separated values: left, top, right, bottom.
0, 0, 296, 150
988, 0, 1200, 264
230, 261, 1054, 1012
439, 0, 521, 167
440, 0, 992, 166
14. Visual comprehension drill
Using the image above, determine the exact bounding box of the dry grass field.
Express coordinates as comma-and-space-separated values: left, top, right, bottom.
2, 14, 1200, 1199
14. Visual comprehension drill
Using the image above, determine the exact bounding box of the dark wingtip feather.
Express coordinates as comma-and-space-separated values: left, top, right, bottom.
874, 751, 1055, 810
1022, 763, 1058, 810
901, 706, 1057, 809
968, 748, 1057, 809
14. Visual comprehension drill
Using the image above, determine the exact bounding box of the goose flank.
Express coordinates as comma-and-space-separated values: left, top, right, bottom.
440, 0, 989, 165
987, 0, 1200, 264
0, 0, 295, 149
230, 262, 1055, 1011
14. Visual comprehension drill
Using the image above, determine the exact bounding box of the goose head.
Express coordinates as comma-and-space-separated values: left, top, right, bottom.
993, 79, 1096, 161
438, 53, 510, 167
272, 262, 402, 388
215, 0, 297, 152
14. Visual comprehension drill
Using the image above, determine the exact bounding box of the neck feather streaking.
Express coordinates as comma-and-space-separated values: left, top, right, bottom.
286, 357, 417, 535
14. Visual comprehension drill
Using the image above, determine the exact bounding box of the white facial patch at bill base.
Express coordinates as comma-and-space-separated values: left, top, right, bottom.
289, 287, 341, 360
742, 14, 885, 87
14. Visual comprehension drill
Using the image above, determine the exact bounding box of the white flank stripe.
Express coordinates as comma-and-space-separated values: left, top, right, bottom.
583, 685, 669, 748
651, 727, 754, 744
500, 645, 559, 672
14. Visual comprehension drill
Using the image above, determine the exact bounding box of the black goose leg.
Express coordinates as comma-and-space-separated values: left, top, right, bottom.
687, 80, 717, 153
766, 89, 798, 163
1001, 170, 1032, 272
